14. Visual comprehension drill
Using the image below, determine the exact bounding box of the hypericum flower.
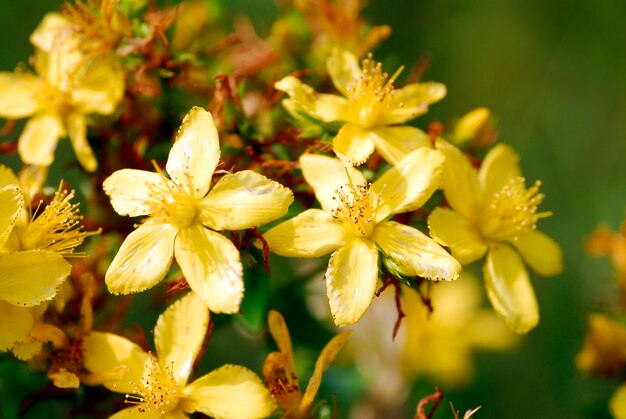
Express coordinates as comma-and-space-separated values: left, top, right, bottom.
611, 382, 626, 419
103, 107, 293, 313
263, 310, 350, 419
428, 139, 563, 334
0, 14, 124, 171
82, 292, 275, 418
263, 150, 460, 326
275, 49, 446, 166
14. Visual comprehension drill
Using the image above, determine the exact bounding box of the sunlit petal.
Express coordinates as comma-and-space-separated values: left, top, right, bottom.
372, 221, 461, 281
478, 143, 521, 198
511, 229, 562, 277
154, 293, 209, 386
82, 331, 149, 394
106, 222, 177, 294
332, 123, 375, 166
0, 301, 37, 351
103, 169, 167, 217
0, 185, 22, 248
300, 330, 351, 415
326, 49, 360, 97
372, 147, 443, 221
175, 225, 243, 314
0, 250, 70, 307
384, 81, 447, 125
109, 406, 162, 419
182, 365, 275, 419
369, 125, 431, 165
18, 114, 64, 167
326, 238, 379, 326
66, 114, 97, 172
71, 57, 124, 115
166, 107, 219, 198
274, 76, 348, 122
0, 72, 40, 119
435, 138, 483, 220
483, 244, 538, 334
199, 170, 293, 231
263, 209, 350, 258
428, 207, 487, 264
299, 153, 365, 212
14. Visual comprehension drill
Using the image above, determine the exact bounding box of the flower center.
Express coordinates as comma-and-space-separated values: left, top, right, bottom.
20, 183, 98, 256
346, 54, 403, 129
481, 177, 551, 241
125, 356, 180, 415
148, 162, 199, 228
331, 181, 378, 237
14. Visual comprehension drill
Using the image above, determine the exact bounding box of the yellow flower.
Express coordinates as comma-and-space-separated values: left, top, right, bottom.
611, 382, 626, 419
82, 292, 275, 418
428, 139, 563, 334
263, 310, 350, 419
576, 313, 626, 375
275, 50, 446, 166
263, 150, 460, 326
0, 14, 124, 171
103, 107, 293, 313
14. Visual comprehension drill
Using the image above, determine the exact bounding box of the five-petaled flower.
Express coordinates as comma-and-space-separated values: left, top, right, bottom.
103, 107, 293, 313
275, 49, 446, 166
82, 292, 276, 418
428, 139, 563, 334
263, 150, 460, 326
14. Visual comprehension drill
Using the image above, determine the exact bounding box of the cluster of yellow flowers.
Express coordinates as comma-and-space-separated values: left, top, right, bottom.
0, 0, 563, 417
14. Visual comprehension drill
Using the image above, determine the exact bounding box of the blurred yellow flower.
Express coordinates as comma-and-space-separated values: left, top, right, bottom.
275, 50, 445, 166
576, 313, 626, 375
82, 292, 275, 418
263, 150, 460, 326
264, 310, 350, 419
428, 139, 562, 333
0, 13, 124, 171
103, 107, 293, 313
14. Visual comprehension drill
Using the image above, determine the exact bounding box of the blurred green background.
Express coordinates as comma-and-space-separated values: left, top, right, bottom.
0, 0, 624, 418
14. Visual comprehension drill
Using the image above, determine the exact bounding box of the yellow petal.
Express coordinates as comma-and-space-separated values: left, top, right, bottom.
478, 143, 521, 198
332, 123, 375, 166
0, 72, 40, 118
82, 331, 149, 394
274, 76, 348, 122
428, 207, 487, 264
369, 125, 431, 165
483, 244, 538, 334
182, 364, 276, 419
12, 340, 43, 361
263, 209, 350, 258
326, 238, 379, 326
71, 56, 124, 115
372, 221, 461, 281
267, 310, 295, 367
0, 185, 23, 247
326, 49, 360, 97
166, 107, 219, 198
109, 406, 161, 419
611, 383, 626, 419
66, 114, 97, 172
175, 225, 243, 314
0, 165, 19, 188
199, 170, 293, 231
384, 81, 447, 125
18, 114, 64, 167
154, 293, 209, 386
510, 229, 562, 277
29, 13, 71, 51
300, 330, 351, 415
435, 138, 483, 220
372, 147, 443, 221
103, 169, 166, 217
49, 368, 80, 389
0, 301, 37, 351
299, 153, 365, 213
0, 250, 70, 306
453, 107, 492, 146
106, 222, 177, 294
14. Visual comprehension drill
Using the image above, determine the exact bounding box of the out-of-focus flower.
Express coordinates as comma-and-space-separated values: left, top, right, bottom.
263, 150, 460, 326
451, 107, 494, 149
275, 50, 445, 166
586, 220, 626, 289
82, 292, 275, 418
428, 139, 563, 333
103, 107, 293, 313
576, 313, 626, 376
264, 310, 350, 419
611, 383, 626, 419
0, 13, 124, 171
